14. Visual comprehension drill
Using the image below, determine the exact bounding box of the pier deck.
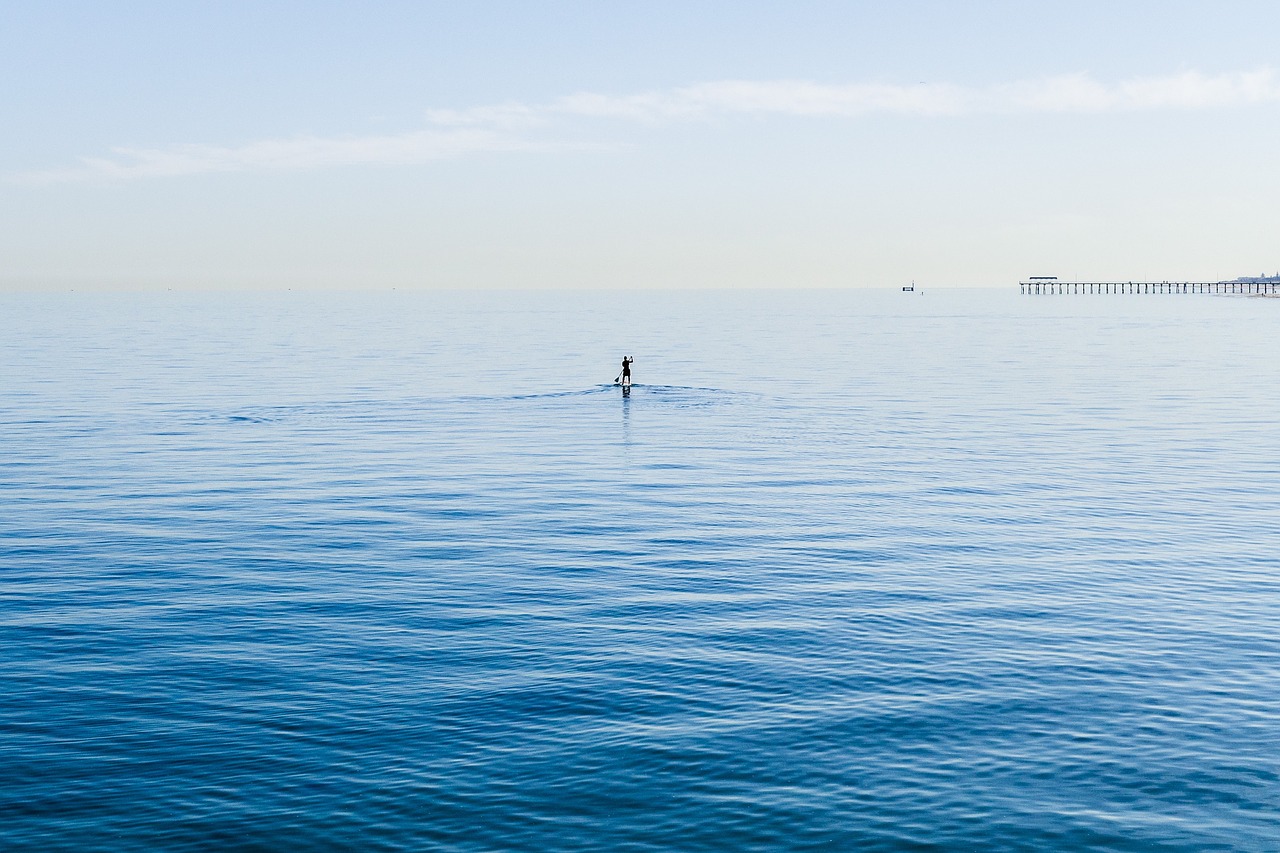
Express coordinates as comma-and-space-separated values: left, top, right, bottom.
1020, 280, 1280, 295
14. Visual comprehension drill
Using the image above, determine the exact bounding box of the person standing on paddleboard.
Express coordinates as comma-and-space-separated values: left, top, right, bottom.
619, 356, 633, 388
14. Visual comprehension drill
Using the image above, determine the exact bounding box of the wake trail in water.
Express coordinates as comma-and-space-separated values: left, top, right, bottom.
214, 385, 752, 424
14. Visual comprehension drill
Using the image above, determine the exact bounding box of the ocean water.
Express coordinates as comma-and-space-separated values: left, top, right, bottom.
2, 287, 1278, 851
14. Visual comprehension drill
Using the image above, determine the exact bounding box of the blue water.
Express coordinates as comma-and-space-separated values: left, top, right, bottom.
2, 288, 1278, 851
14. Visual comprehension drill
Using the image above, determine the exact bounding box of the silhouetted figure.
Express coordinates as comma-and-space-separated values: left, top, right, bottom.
619, 356, 633, 389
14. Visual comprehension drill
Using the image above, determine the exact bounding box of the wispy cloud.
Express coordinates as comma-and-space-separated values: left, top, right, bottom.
15, 68, 1280, 183
440, 68, 1280, 124
996, 68, 1280, 112
15, 127, 555, 184
553, 80, 971, 121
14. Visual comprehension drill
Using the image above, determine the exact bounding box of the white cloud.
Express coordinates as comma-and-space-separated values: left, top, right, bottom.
998, 68, 1280, 112
14, 68, 1280, 183
15, 128, 545, 183
546, 68, 1280, 120
552, 80, 970, 121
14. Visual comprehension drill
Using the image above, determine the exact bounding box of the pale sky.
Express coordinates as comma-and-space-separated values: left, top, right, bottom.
3, 1, 1279, 289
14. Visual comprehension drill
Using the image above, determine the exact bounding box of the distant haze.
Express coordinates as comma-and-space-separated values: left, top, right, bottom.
3, 1, 1279, 290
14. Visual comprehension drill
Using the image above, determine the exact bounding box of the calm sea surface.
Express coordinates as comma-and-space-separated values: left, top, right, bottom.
2, 288, 1278, 851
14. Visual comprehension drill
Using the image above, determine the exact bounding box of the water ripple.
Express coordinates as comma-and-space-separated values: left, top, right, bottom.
2, 289, 1279, 850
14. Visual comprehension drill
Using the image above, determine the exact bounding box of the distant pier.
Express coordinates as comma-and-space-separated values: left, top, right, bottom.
1020, 279, 1280, 295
